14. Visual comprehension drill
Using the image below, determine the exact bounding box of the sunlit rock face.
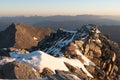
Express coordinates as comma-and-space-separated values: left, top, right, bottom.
0, 23, 52, 49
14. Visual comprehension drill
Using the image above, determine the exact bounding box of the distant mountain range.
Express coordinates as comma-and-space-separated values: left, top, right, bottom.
0, 15, 120, 31
0, 15, 120, 45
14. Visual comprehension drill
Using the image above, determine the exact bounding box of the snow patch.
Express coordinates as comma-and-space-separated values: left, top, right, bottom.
75, 47, 95, 66
96, 29, 101, 33
45, 33, 76, 56
62, 29, 77, 33
0, 57, 15, 65
92, 39, 101, 43
33, 37, 38, 40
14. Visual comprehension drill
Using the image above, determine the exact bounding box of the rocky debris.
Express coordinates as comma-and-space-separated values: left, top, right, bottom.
40, 67, 54, 77
1, 61, 40, 79
64, 42, 78, 58
9, 47, 29, 54
47, 70, 86, 80
65, 25, 119, 79
64, 62, 88, 79
0, 23, 52, 49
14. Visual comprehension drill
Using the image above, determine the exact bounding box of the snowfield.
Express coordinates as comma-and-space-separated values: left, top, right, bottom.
9, 50, 95, 78
0, 50, 96, 78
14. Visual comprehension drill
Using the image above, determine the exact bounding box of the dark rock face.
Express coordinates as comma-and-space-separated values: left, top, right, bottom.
0, 23, 16, 48
2, 61, 40, 79
0, 23, 52, 49
0, 48, 10, 57
37, 28, 77, 56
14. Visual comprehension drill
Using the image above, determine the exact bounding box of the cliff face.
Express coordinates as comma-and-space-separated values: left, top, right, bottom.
0, 23, 52, 49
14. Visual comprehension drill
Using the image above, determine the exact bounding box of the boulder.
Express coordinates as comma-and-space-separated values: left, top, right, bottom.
9, 47, 29, 54
94, 46, 101, 58
40, 67, 54, 77
92, 33, 99, 39
75, 40, 84, 51
47, 70, 86, 80
84, 44, 89, 54
2, 61, 40, 79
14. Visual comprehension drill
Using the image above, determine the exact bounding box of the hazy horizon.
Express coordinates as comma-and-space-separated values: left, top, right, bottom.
0, 14, 120, 17
0, 0, 120, 16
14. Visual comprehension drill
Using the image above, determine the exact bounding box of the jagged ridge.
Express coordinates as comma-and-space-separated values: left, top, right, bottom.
37, 24, 120, 79
37, 24, 100, 56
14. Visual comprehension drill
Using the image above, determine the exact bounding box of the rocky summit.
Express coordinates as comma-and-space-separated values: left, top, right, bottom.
0, 24, 120, 80
37, 24, 120, 79
0, 23, 52, 49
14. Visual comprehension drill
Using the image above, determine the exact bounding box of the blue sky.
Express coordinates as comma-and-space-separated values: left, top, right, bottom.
0, 0, 120, 16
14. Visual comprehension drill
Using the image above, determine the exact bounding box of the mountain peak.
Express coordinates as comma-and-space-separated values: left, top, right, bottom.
36, 24, 120, 79
0, 23, 52, 48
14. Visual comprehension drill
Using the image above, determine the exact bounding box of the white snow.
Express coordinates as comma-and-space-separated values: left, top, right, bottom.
45, 33, 76, 56
67, 74, 81, 80
3, 48, 8, 51
62, 29, 77, 33
8, 50, 94, 78
96, 29, 101, 33
75, 49, 95, 66
73, 44, 95, 66
92, 39, 101, 44
0, 57, 15, 65
96, 39, 101, 43
33, 37, 38, 40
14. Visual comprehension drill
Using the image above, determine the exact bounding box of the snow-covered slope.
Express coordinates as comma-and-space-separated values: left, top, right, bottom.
38, 28, 77, 56
0, 50, 95, 78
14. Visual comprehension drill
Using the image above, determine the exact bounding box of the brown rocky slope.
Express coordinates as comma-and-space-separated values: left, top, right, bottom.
0, 23, 52, 49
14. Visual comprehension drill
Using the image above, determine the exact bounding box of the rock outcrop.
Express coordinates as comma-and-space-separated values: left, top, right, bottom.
1, 61, 40, 79
0, 23, 52, 49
